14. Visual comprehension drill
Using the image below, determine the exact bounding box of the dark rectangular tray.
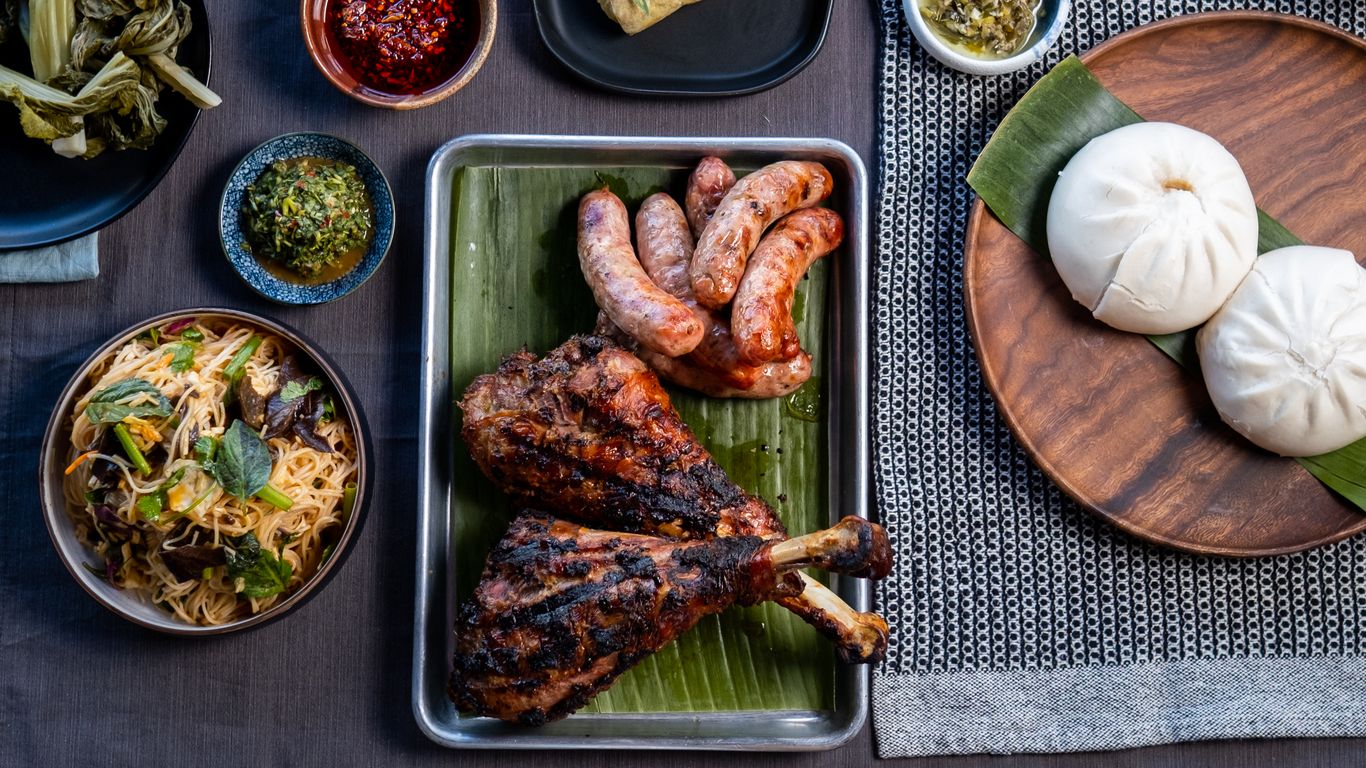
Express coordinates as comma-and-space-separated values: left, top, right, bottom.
414, 134, 871, 749
532, 0, 833, 96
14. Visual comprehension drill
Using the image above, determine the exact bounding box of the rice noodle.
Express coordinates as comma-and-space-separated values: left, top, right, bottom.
62, 319, 358, 626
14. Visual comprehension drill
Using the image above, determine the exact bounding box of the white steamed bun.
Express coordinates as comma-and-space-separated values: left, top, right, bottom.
1047, 122, 1259, 334
1197, 246, 1366, 457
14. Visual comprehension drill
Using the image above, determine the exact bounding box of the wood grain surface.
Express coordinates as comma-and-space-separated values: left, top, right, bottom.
966, 12, 1366, 556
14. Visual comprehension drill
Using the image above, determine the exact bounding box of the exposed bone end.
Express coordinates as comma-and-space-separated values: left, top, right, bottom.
769, 517, 894, 578
780, 573, 890, 664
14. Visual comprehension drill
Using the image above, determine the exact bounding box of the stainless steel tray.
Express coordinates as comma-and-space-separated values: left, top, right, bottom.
413, 134, 871, 750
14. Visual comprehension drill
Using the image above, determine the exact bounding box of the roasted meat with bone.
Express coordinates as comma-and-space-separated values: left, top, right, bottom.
459, 335, 890, 663
449, 512, 890, 724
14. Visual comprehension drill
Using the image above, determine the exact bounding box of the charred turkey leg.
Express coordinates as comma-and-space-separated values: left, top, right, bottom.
450, 513, 888, 724
459, 335, 890, 663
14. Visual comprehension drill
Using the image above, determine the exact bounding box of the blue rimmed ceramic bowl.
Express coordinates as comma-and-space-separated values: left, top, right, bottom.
219, 132, 394, 304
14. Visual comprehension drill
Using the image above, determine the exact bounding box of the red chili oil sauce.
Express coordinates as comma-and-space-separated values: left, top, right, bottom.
328, 0, 480, 95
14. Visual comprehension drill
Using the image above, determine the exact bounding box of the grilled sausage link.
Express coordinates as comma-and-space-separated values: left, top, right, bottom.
690, 161, 834, 309
684, 156, 737, 239
637, 193, 802, 391
732, 208, 844, 365
578, 189, 703, 358
596, 314, 812, 399
635, 193, 696, 299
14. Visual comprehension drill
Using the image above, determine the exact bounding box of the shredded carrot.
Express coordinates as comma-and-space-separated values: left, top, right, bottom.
65, 451, 97, 475
158, 353, 173, 368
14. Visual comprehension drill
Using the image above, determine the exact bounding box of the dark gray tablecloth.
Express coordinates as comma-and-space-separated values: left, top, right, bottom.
4, 2, 1366, 767
0, 2, 875, 764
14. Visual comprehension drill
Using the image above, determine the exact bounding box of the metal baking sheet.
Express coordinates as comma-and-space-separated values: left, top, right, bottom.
413, 135, 870, 750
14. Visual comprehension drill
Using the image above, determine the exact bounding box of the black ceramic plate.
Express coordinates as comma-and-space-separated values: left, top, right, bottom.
533, 0, 833, 96
0, 3, 211, 251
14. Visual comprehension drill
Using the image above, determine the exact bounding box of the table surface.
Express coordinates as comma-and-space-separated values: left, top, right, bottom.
1, 1, 1361, 765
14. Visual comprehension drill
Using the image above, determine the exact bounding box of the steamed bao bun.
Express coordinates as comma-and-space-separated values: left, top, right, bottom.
1046, 122, 1259, 334
1197, 246, 1366, 457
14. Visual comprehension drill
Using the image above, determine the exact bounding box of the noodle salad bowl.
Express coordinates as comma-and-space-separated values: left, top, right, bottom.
39, 308, 372, 635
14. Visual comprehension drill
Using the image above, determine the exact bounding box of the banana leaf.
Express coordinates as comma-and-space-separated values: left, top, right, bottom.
447, 165, 834, 713
967, 54, 1366, 514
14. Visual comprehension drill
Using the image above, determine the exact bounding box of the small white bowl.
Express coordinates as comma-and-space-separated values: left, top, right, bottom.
903, 0, 1072, 76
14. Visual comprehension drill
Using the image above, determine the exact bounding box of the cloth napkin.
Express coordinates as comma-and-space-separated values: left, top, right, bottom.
0, 234, 99, 283
871, 0, 1366, 757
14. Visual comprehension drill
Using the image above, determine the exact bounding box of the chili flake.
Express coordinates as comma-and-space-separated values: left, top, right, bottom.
330, 0, 480, 94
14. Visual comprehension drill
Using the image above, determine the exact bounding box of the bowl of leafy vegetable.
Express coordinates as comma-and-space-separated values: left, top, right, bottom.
0, 0, 221, 250
38, 307, 372, 635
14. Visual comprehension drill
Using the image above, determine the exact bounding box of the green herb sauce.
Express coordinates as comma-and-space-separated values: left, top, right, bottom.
920, 0, 1042, 58
242, 157, 372, 283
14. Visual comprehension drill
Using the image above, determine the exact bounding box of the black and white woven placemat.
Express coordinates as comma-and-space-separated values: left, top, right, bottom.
871, 0, 1366, 756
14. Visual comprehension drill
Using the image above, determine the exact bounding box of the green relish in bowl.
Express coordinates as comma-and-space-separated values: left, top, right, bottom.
919, 0, 1043, 58
242, 158, 373, 284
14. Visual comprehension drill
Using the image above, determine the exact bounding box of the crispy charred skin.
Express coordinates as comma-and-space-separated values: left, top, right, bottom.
449, 513, 890, 723
690, 161, 835, 308
449, 512, 797, 724
460, 335, 784, 539
732, 208, 845, 365
459, 337, 891, 663
685, 156, 737, 239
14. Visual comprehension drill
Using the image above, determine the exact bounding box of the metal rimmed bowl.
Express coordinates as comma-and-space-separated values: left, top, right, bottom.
219, 132, 394, 305
38, 308, 372, 635
903, 0, 1072, 76
300, 0, 497, 109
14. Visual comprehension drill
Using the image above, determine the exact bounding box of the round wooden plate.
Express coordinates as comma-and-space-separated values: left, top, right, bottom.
964, 12, 1366, 556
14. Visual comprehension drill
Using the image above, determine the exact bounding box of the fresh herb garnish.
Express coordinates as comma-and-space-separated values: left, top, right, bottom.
225, 533, 293, 599
202, 420, 270, 499
136, 494, 163, 521
279, 376, 322, 403
320, 395, 336, 423
164, 342, 197, 372
199, 421, 292, 509
194, 435, 217, 464
84, 379, 172, 424
181, 328, 204, 342
135, 468, 187, 522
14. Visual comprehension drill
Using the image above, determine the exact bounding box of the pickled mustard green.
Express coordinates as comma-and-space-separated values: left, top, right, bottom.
920, 0, 1040, 57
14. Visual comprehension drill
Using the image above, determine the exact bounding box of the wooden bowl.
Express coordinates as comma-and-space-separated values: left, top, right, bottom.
301, 0, 497, 110
964, 12, 1366, 556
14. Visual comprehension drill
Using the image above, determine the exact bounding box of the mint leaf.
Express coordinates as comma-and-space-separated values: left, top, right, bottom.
225, 533, 292, 598
85, 379, 172, 424
279, 376, 322, 403
240, 549, 292, 598
164, 342, 197, 372
209, 421, 272, 499
194, 436, 217, 465
225, 533, 261, 573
